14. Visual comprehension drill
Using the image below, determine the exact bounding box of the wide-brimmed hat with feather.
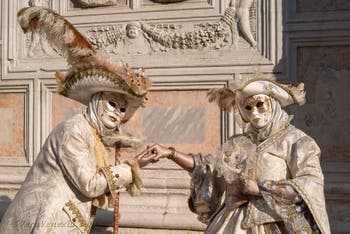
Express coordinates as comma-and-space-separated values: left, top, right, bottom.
207, 78, 306, 122
17, 6, 151, 122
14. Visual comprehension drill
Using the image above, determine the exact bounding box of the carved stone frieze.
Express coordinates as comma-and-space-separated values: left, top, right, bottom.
71, 0, 120, 8
88, 22, 154, 55
87, 0, 257, 54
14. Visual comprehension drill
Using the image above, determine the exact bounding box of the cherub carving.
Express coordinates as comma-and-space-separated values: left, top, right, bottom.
87, 0, 257, 53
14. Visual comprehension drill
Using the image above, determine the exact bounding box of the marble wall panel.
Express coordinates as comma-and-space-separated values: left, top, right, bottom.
296, 0, 350, 13
294, 46, 350, 162
124, 90, 221, 155
0, 94, 25, 157
50, 90, 221, 163
142, 106, 205, 144
51, 93, 85, 129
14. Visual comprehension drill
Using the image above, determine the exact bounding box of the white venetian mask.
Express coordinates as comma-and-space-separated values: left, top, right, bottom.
96, 92, 128, 130
242, 94, 272, 129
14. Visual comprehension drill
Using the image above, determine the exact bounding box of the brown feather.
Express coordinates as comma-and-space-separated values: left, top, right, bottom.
17, 7, 96, 65
55, 71, 66, 93
207, 88, 236, 111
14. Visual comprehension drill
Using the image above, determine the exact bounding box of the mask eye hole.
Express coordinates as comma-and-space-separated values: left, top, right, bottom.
108, 101, 116, 108
120, 107, 126, 113
106, 101, 117, 111
256, 102, 264, 108
245, 105, 252, 110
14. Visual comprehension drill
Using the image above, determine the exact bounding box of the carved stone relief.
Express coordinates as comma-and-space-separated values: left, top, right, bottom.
87, 0, 257, 55
71, 0, 120, 8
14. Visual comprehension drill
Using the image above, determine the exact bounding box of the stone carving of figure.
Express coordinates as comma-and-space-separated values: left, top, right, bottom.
139, 0, 257, 51
236, 0, 257, 47
113, 22, 152, 55
86, 1, 256, 54
141, 78, 331, 234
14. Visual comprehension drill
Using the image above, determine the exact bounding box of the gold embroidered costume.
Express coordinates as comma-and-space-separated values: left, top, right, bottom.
0, 6, 150, 233
189, 79, 330, 234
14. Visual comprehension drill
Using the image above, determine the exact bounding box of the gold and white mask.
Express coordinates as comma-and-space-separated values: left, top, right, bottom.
242, 94, 272, 129
98, 92, 127, 130
85, 92, 128, 136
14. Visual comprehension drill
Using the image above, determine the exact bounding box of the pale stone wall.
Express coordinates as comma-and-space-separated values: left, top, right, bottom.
0, 0, 349, 233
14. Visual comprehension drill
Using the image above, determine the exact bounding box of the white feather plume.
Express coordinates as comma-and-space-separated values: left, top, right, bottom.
17, 6, 96, 64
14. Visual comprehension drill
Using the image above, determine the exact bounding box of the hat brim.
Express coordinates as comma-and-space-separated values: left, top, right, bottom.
235, 79, 305, 122
235, 79, 296, 107
62, 84, 144, 122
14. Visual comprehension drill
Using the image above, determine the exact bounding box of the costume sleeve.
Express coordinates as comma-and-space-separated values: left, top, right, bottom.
100, 158, 142, 198
188, 153, 225, 224
58, 128, 133, 198
259, 135, 329, 234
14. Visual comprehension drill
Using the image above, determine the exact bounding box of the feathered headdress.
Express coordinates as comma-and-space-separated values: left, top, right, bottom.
17, 6, 151, 121
207, 78, 306, 121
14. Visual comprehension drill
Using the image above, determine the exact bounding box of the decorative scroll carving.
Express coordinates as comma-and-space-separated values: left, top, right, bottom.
87, 0, 257, 54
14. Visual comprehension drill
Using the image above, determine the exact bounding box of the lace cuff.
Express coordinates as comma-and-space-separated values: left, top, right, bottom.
260, 180, 313, 234
124, 158, 143, 196
100, 164, 132, 199
189, 154, 225, 224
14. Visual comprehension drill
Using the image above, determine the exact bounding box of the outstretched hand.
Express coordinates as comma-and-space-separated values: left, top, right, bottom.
136, 144, 172, 168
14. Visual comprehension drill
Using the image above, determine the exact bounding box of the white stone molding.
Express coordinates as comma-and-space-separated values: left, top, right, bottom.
2, 0, 282, 77
39, 79, 57, 146
86, 1, 259, 53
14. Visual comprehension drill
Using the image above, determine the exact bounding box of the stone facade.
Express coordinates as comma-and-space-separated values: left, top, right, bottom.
0, 0, 349, 233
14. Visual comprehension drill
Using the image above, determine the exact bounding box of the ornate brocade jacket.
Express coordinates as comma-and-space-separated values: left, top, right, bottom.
0, 114, 134, 234
189, 124, 331, 234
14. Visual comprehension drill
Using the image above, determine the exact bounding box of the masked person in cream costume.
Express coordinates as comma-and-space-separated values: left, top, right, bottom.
0, 7, 152, 233
145, 79, 331, 234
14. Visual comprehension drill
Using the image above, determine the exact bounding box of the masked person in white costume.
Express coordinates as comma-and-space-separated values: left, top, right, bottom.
145, 79, 330, 234
0, 6, 151, 233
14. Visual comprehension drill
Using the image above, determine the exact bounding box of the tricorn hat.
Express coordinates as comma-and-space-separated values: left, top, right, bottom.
207, 78, 306, 121
17, 6, 151, 122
